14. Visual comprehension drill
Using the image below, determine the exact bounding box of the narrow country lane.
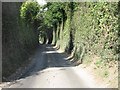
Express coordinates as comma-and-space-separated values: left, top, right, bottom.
3, 45, 102, 88
2, 1, 118, 89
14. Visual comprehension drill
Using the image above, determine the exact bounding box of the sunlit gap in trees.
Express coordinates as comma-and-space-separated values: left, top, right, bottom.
36, 0, 47, 5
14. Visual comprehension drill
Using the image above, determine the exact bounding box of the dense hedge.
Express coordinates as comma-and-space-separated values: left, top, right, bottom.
56, 2, 119, 65
73, 3, 118, 63
2, 2, 39, 80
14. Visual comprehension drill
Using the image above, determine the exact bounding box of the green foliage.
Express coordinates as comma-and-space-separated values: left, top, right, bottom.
20, 1, 40, 24
72, 2, 118, 63
43, 2, 66, 27
95, 59, 104, 68
103, 70, 109, 78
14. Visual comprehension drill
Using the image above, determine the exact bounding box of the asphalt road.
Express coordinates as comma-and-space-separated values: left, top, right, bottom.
4, 45, 99, 88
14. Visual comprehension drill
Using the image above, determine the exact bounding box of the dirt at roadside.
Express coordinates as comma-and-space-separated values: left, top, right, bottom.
78, 63, 118, 88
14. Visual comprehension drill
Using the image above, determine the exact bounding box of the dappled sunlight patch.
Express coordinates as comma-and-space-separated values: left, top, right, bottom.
42, 51, 58, 54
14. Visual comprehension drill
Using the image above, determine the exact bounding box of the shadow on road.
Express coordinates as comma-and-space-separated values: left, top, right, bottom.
17, 44, 75, 80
